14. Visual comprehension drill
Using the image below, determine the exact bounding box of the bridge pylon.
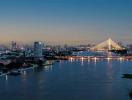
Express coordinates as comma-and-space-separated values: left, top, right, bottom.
90, 38, 123, 51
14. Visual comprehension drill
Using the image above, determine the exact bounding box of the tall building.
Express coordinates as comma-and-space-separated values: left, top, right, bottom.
34, 41, 43, 57
11, 41, 17, 51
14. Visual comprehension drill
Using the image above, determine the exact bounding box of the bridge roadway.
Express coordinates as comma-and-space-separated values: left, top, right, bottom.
55, 56, 132, 60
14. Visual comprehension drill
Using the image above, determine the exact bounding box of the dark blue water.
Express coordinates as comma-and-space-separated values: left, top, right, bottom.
0, 59, 132, 100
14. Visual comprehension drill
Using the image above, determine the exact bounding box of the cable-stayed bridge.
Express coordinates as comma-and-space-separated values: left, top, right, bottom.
90, 38, 124, 51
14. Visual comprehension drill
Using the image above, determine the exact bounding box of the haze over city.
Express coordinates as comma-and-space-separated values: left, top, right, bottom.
1, 0, 132, 100
0, 0, 132, 45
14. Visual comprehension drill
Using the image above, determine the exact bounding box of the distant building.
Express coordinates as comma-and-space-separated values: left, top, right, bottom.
127, 44, 132, 54
34, 41, 43, 57
11, 41, 17, 51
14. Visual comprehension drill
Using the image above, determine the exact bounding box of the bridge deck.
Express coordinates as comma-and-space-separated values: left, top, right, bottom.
55, 56, 132, 60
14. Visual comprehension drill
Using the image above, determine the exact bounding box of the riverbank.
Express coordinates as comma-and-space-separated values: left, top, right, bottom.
0, 60, 54, 77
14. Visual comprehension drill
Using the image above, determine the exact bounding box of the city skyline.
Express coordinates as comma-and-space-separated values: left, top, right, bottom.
0, 0, 132, 44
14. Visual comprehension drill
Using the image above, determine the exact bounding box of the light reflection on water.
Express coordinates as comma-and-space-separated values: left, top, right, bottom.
0, 59, 132, 100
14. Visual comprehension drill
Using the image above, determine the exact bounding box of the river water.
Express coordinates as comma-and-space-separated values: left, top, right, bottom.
0, 55, 132, 100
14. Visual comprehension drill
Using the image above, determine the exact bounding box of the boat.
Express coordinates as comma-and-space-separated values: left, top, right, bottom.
122, 74, 132, 79
8, 70, 21, 76
129, 90, 132, 99
43, 61, 53, 66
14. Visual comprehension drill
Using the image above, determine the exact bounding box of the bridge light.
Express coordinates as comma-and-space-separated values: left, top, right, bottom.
70, 57, 73, 60
107, 57, 111, 62
93, 57, 97, 64
69, 57, 74, 62
119, 57, 124, 62
107, 57, 110, 60
94, 57, 97, 61
81, 57, 84, 62
90, 38, 123, 51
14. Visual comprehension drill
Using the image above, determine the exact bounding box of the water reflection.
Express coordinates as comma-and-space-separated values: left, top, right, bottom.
119, 57, 124, 63
69, 57, 74, 62
0, 59, 132, 100
5, 75, 8, 86
81, 57, 84, 66
21, 71, 27, 82
23, 71, 27, 75
44, 65, 53, 71
107, 57, 111, 63
92, 57, 97, 66
107, 61, 113, 80
5, 75, 8, 80
87, 58, 90, 64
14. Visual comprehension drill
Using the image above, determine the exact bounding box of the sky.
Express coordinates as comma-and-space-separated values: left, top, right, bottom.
0, 0, 132, 45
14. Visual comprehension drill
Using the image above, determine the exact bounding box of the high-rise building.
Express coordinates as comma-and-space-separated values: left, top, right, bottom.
11, 41, 17, 51
34, 41, 43, 57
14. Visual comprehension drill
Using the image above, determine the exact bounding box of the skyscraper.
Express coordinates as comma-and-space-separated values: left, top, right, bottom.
11, 41, 17, 51
34, 41, 43, 57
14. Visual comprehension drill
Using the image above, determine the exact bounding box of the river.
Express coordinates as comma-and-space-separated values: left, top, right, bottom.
0, 53, 132, 100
